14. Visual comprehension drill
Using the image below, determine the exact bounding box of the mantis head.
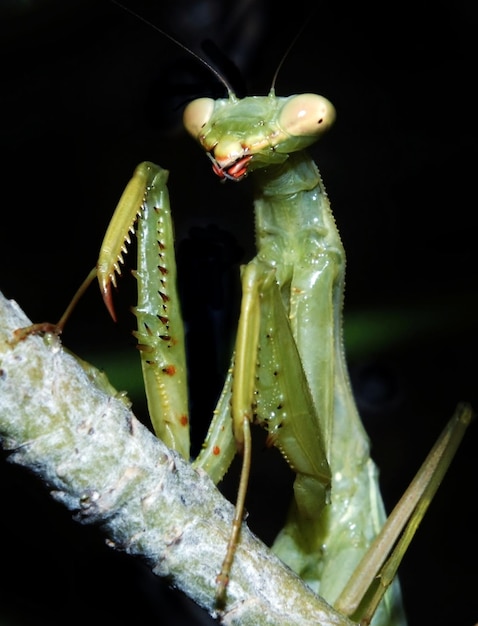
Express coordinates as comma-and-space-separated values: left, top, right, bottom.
183, 93, 336, 181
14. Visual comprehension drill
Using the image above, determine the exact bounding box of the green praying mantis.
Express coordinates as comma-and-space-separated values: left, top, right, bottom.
12, 16, 472, 626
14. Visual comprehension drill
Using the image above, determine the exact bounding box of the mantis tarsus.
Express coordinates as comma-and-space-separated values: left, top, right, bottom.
13, 25, 472, 626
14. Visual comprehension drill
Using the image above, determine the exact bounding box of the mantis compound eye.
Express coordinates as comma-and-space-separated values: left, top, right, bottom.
183, 97, 215, 139
279, 94, 336, 139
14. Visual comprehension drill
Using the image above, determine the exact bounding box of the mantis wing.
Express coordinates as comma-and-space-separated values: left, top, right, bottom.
254, 269, 331, 531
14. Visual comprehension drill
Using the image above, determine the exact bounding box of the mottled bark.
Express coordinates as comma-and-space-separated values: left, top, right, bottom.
0, 292, 351, 626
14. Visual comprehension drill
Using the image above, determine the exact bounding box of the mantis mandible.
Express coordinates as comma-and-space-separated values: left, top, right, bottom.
14, 20, 472, 626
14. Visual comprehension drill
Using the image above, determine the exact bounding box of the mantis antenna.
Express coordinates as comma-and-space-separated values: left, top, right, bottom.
269, 13, 314, 94
269, 10, 314, 94
109, 0, 236, 97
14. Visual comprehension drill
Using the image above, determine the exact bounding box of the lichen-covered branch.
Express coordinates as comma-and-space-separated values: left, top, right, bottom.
0, 292, 352, 626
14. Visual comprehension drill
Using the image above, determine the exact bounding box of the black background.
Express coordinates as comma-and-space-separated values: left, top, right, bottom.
1, 1, 477, 625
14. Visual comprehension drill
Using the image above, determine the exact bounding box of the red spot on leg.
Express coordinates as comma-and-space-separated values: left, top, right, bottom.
180, 415, 189, 427
213, 445, 220, 456
163, 365, 176, 376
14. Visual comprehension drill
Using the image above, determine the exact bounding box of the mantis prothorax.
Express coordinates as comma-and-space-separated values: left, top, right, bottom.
15, 57, 472, 626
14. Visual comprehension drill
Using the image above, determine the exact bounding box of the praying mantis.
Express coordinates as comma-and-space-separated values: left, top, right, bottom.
88, 88, 468, 624
8, 7, 473, 626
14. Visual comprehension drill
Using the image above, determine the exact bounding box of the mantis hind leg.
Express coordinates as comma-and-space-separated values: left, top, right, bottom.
335, 402, 473, 624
